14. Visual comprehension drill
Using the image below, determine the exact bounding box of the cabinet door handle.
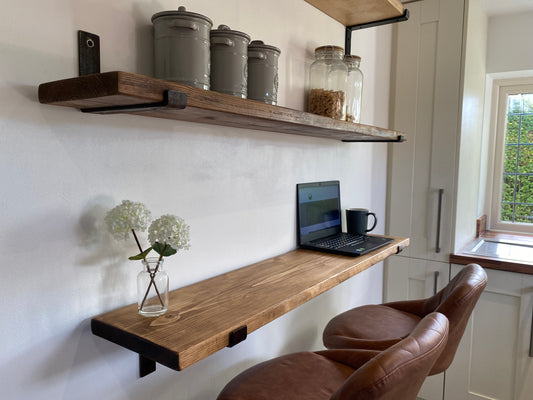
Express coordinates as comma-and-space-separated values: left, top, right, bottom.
433, 271, 439, 295
529, 305, 533, 357
435, 189, 444, 253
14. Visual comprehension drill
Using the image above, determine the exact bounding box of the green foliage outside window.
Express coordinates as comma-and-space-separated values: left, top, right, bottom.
501, 93, 533, 224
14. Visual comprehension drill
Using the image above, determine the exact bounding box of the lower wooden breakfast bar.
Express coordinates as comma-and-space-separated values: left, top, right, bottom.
91, 236, 409, 376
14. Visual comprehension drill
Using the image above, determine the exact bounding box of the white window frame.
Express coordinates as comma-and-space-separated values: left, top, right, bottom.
489, 78, 533, 234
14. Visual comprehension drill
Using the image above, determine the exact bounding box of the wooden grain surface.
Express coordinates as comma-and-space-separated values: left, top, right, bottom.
38, 71, 405, 142
91, 237, 409, 371
304, 0, 405, 26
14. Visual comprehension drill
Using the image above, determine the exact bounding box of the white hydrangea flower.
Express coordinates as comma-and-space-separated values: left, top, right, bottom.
148, 214, 190, 251
105, 200, 152, 240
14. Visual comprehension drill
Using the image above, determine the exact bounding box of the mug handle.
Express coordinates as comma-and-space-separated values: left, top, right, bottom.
366, 212, 377, 232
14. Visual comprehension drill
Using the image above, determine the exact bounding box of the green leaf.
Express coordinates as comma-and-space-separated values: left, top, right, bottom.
153, 242, 177, 257
128, 247, 153, 260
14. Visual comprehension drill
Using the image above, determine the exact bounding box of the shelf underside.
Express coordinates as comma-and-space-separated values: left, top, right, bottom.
38, 71, 405, 142
304, 0, 405, 27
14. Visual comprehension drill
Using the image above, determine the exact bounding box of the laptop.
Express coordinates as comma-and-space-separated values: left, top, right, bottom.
297, 180, 394, 256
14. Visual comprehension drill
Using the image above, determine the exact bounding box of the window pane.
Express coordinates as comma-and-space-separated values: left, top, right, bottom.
516, 175, 533, 204
501, 203, 514, 222
517, 145, 533, 174
520, 114, 533, 143
504, 145, 518, 173
515, 204, 533, 223
502, 174, 516, 203
506, 114, 520, 143
508, 94, 522, 114
523, 93, 533, 113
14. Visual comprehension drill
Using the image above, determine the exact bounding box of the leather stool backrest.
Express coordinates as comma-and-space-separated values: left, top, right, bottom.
331, 312, 449, 400
425, 264, 487, 373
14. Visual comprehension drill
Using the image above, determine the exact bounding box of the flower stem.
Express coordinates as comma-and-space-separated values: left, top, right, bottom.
131, 229, 144, 255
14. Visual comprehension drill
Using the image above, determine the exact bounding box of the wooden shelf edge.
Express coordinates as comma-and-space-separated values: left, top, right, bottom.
91, 237, 409, 373
38, 71, 406, 143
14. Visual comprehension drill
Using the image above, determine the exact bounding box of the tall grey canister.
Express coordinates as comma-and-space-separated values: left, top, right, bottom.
210, 25, 250, 98
152, 6, 212, 89
247, 40, 281, 105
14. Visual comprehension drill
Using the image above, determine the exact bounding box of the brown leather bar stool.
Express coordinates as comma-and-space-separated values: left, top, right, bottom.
323, 263, 487, 375
217, 312, 449, 400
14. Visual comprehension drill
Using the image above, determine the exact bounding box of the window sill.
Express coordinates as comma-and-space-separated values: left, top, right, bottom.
450, 230, 533, 275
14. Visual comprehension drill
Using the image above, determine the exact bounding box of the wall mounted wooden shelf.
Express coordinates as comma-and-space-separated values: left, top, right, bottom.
91, 236, 409, 376
38, 71, 405, 143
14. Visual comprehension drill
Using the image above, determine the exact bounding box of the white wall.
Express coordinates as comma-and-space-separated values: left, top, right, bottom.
454, 0, 488, 251
486, 10, 533, 74
0, 1, 393, 399
478, 11, 533, 223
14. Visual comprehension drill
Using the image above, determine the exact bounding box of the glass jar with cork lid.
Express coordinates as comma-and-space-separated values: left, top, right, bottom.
344, 54, 363, 123
308, 45, 348, 120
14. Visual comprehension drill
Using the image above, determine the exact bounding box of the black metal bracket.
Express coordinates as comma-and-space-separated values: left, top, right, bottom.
139, 355, 156, 378
80, 90, 188, 114
78, 30, 100, 76
228, 326, 247, 347
345, 9, 409, 55
342, 134, 405, 143
396, 245, 404, 254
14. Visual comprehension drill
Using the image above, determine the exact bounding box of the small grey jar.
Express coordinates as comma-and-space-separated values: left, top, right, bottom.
247, 40, 281, 105
152, 6, 212, 89
210, 25, 251, 98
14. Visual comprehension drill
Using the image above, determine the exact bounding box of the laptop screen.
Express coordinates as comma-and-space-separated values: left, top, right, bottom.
297, 181, 342, 244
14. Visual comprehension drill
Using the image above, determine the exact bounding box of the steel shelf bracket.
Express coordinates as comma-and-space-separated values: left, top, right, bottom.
345, 9, 409, 55
80, 90, 188, 114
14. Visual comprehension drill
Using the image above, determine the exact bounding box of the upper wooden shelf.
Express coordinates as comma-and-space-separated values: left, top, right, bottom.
38, 71, 405, 143
304, 0, 405, 27
91, 236, 409, 376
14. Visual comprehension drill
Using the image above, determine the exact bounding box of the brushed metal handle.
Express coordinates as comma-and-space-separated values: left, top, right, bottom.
529, 305, 533, 357
433, 271, 439, 295
435, 189, 444, 253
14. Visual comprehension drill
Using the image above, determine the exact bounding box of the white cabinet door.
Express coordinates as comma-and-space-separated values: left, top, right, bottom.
384, 256, 450, 400
445, 265, 533, 400
388, 0, 464, 262
384, 255, 449, 303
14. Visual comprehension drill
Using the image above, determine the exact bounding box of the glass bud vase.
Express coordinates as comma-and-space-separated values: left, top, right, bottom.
137, 258, 169, 317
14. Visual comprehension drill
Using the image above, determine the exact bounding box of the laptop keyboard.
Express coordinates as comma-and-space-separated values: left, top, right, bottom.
315, 234, 367, 250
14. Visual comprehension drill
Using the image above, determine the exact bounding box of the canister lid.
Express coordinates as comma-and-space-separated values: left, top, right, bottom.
344, 54, 361, 62
210, 24, 251, 41
315, 45, 344, 55
248, 40, 281, 54
151, 5, 213, 26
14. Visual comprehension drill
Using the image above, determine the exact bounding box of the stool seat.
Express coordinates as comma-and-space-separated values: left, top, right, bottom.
217, 352, 354, 400
323, 304, 421, 350
217, 312, 449, 400
323, 264, 487, 375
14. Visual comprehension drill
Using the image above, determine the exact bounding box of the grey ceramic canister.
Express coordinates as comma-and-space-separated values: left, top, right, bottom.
152, 6, 212, 89
247, 40, 281, 105
210, 25, 251, 98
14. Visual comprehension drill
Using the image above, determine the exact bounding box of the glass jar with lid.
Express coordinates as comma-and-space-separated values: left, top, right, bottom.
308, 45, 348, 120
344, 55, 363, 123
